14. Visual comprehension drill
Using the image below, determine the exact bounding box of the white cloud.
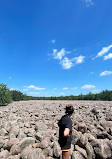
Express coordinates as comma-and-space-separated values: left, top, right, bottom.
24, 85, 45, 90
81, 84, 95, 89
52, 48, 85, 69
100, 71, 112, 76
62, 87, 77, 90
52, 48, 70, 60
51, 40, 56, 44
10, 88, 15, 91
63, 87, 69, 90
61, 57, 74, 69
53, 88, 57, 90
104, 53, 112, 60
60, 93, 64, 95
94, 44, 112, 59
74, 55, 85, 64
28, 92, 39, 95
92, 89, 100, 93
85, 0, 94, 6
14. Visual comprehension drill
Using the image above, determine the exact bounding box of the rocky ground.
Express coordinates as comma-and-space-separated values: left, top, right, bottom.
0, 100, 112, 159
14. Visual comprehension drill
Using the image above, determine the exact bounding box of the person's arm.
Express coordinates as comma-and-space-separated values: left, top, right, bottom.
64, 128, 70, 137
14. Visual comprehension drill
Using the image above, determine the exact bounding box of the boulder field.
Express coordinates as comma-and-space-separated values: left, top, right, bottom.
0, 100, 112, 159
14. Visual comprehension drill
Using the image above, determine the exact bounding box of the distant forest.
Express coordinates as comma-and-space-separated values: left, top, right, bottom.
0, 83, 112, 106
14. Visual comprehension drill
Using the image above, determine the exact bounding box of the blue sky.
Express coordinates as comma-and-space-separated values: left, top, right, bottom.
0, 0, 112, 96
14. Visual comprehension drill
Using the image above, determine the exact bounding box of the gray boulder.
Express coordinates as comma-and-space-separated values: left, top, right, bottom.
85, 142, 95, 159
0, 128, 8, 136
75, 145, 87, 158
39, 137, 50, 149
19, 137, 35, 149
20, 146, 39, 159
91, 139, 112, 159
0, 150, 9, 159
10, 144, 21, 155
53, 141, 61, 158
72, 151, 85, 159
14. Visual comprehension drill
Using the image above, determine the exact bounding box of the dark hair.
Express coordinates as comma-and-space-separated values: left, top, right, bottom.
65, 105, 74, 115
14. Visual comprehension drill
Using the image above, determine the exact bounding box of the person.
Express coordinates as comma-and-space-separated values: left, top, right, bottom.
58, 105, 74, 159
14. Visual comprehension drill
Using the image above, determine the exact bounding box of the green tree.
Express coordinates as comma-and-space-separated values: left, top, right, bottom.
0, 84, 12, 106
10, 90, 24, 101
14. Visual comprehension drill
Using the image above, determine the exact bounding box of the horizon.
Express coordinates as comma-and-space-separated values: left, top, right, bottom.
0, 0, 112, 97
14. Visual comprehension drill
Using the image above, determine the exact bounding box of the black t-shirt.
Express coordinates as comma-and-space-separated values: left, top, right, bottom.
58, 114, 72, 146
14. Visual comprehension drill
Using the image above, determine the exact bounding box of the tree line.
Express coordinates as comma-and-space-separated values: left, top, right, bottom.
0, 83, 112, 106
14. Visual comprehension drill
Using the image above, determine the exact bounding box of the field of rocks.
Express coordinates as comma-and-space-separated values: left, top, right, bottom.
0, 100, 112, 159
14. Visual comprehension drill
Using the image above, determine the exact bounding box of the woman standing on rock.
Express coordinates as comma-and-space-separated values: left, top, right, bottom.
58, 105, 74, 159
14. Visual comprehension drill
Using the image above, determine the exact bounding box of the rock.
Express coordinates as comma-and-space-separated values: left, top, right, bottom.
53, 141, 61, 158
4, 138, 19, 150
77, 123, 87, 133
85, 142, 95, 159
76, 134, 88, 147
72, 151, 85, 159
91, 139, 112, 159
38, 154, 46, 159
0, 128, 8, 136
18, 131, 26, 140
19, 137, 35, 149
39, 137, 50, 149
35, 132, 43, 141
100, 121, 112, 129
0, 150, 9, 159
10, 144, 21, 155
1, 100, 112, 159
72, 129, 81, 145
4, 121, 11, 131
75, 145, 87, 158
7, 155, 20, 159
20, 145, 39, 159
35, 122, 47, 131
9, 126, 20, 137
0, 136, 5, 148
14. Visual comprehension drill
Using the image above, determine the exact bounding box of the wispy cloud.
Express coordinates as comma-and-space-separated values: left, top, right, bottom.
9, 76, 12, 80
63, 87, 77, 90
104, 53, 112, 60
23, 89, 28, 91
24, 85, 45, 90
28, 92, 39, 95
100, 71, 112, 76
92, 89, 100, 93
63, 87, 69, 90
51, 40, 56, 44
94, 44, 112, 59
85, 0, 94, 6
10, 88, 15, 91
60, 93, 64, 95
52, 48, 70, 60
53, 88, 57, 90
81, 84, 95, 89
74, 55, 85, 64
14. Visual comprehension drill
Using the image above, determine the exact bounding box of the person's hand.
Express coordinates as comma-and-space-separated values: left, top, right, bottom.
64, 128, 70, 137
